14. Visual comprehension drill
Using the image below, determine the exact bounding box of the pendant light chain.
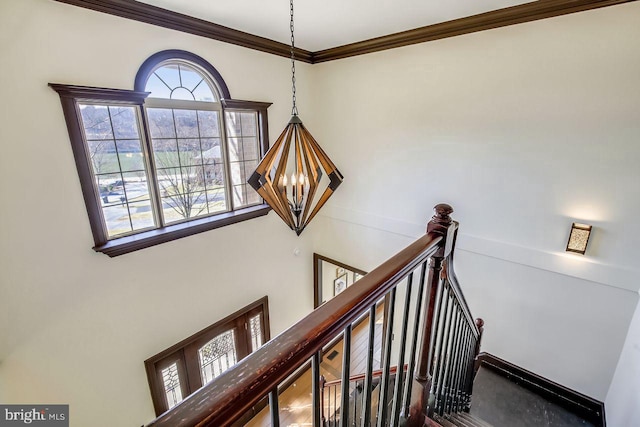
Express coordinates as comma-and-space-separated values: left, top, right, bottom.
290, 0, 298, 116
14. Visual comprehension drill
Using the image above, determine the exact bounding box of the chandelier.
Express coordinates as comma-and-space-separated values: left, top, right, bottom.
248, 0, 343, 235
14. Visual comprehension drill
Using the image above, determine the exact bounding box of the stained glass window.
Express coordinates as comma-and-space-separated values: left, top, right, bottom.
249, 314, 263, 352
160, 362, 183, 410
198, 330, 238, 384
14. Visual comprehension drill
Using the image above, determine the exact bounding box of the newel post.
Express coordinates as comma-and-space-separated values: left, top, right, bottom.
405, 204, 457, 426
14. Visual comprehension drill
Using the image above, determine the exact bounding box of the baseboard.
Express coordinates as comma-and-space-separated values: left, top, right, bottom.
476, 353, 606, 427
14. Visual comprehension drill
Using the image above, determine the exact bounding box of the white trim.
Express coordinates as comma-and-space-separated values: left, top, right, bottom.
319, 205, 640, 293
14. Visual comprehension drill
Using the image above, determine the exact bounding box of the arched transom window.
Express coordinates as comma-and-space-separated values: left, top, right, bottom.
51, 50, 271, 256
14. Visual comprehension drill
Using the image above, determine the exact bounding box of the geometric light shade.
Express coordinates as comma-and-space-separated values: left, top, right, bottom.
566, 222, 592, 255
248, 115, 343, 235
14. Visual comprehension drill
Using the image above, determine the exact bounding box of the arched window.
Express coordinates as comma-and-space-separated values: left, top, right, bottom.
51, 50, 271, 256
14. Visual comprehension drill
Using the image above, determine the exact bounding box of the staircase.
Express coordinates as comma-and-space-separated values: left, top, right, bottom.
145, 204, 602, 427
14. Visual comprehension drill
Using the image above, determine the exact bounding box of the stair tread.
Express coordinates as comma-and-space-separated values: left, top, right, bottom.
453, 412, 493, 427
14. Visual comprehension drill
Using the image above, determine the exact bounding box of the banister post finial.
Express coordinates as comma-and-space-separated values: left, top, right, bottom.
427, 203, 453, 235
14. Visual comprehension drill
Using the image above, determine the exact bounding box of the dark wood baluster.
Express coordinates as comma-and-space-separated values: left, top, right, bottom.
391, 273, 414, 427
313, 352, 322, 427
402, 260, 428, 417
269, 388, 280, 427
340, 324, 352, 427
362, 304, 376, 427
377, 287, 396, 426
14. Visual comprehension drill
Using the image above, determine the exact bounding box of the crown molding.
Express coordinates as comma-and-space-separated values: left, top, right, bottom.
52, 0, 314, 63
53, 0, 636, 64
312, 0, 637, 62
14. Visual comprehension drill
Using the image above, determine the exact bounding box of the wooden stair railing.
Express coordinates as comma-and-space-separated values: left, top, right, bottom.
146, 203, 483, 427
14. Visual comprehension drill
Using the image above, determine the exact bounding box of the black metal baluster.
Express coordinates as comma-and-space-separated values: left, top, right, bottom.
443, 305, 461, 414
452, 309, 464, 413
377, 287, 396, 427
435, 288, 453, 415
340, 324, 352, 427
362, 304, 376, 427
435, 288, 455, 415
313, 351, 322, 427
449, 310, 464, 413
455, 325, 468, 413
402, 261, 428, 416
269, 388, 280, 427
431, 284, 450, 415
391, 273, 414, 426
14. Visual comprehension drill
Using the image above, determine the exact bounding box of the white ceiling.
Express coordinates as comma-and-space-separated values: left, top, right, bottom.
137, 0, 533, 52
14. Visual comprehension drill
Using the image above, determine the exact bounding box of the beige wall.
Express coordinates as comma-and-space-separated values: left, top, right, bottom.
0, 0, 316, 425
309, 2, 640, 401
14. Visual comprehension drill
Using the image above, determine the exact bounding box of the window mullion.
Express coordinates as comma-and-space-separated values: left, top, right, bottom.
139, 104, 166, 228
219, 108, 234, 211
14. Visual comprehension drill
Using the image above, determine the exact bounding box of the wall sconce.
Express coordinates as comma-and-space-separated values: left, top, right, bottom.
566, 223, 592, 255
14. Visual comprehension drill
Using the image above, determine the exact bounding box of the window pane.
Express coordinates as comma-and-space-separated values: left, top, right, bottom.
178, 65, 203, 92
197, 111, 220, 137
147, 109, 177, 138
151, 107, 228, 223
152, 139, 180, 168
206, 189, 227, 214
240, 112, 257, 137
178, 139, 203, 165
146, 63, 218, 102
242, 137, 259, 161
154, 65, 180, 92
192, 81, 216, 102
198, 330, 238, 385
102, 204, 133, 236
161, 362, 184, 410
88, 140, 119, 174
249, 314, 263, 352
145, 73, 172, 99
117, 140, 145, 172
80, 104, 156, 238
174, 109, 199, 138
227, 138, 241, 162
80, 105, 113, 140
110, 106, 140, 139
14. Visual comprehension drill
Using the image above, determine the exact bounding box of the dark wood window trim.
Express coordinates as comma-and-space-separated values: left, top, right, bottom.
51, 67, 272, 256
145, 296, 271, 417
53, 0, 632, 63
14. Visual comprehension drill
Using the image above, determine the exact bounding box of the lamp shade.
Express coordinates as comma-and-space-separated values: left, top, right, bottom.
248, 115, 343, 235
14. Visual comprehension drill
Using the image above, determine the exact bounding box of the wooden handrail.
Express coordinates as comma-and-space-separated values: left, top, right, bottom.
442, 227, 479, 338
146, 232, 443, 427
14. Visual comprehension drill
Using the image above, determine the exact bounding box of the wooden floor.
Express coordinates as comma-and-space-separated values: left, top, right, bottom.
245, 303, 385, 427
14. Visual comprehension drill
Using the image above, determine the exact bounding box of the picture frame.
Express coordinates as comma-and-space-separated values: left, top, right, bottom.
336, 267, 345, 278
334, 273, 348, 296
354, 272, 364, 283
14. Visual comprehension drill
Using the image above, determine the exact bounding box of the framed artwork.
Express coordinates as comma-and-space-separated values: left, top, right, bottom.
354, 272, 364, 283
334, 273, 348, 296
336, 267, 345, 278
